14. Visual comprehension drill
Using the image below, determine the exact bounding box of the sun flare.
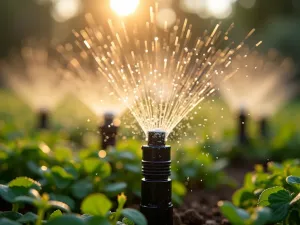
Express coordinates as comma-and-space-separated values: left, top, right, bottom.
110, 0, 139, 16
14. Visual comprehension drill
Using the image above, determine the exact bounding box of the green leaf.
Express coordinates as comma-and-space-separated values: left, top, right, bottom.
8, 177, 41, 190
285, 209, 300, 225
0, 218, 21, 225
0, 185, 16, 203
51, 166, 74, 179
218, 201, 250, 225
81, 194, 112, 216
258, 186, 288, 206
253, 207, 272, 225
83, 158, 101, 174
46, 215, 85, 225
51, 166, 74, 189
17, 212, 38, 223
121, 209, 147, 225
71, 179, 93, 199
49, 193, 75, 210
258, 187, 292, 222
0, 211, 22, 220
104, 182, 127, 194
54, 147, 73, 162
14, 196, 35, 205
83, 159, 111, 178
49, 210, 63, 220
122, 217, 135, 225
84, 216, 110, 225
232, 188, 256, 208
172, 181, 186, 197
286, 176, 300, 187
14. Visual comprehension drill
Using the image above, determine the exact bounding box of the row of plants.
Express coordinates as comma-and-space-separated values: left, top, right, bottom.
0, 176, 146, 225
219, 159, 300, 224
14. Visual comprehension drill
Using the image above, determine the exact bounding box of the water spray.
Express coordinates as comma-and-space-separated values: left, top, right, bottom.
99, 112, 119, 150
140, 129, 173, 225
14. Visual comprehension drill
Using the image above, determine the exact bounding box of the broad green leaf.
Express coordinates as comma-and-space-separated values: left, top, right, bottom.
172, 181, 186, 197
218, 201, 250, 225
122, 217, 135, 225
84, 216, 110, 225
48, 210, 63, 221
232, 188, 256, 208
14, 196, 35, 205
0, 218, 21, 225
49, 193, 75, 210
121, 209, 147, 225
253, 207, 272, 225
51, 166, 74, 189
54, 147, 73, 162
258, 187, 292, 222
51, 166, 74, 179
46, 215, 85, 225
285, 209, 300, 225
258, 186, 288, 206
83, 159, 111, 178
0, 185, 16, 202
124, 164, 140, 173
286, 176, 300, 187
104, 182, 127, 194
83, 158, 101, 174
17, 212, 38, 223
8, 177, 41, 190
0, 211, 22, 220
81, 194, 112, 216
71, 179, 93, 199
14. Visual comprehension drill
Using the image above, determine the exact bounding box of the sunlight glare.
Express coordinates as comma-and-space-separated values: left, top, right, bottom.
110, 0, 139, 16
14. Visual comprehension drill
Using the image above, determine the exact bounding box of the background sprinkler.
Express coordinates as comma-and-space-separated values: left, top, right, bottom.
37, 109, 50, 130
140, 129, 173, 225
238, 108, 249, 145
99, 112, 119, 150
259, 117, 268, 139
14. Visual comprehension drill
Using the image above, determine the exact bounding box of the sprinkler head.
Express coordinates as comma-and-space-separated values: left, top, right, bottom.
238, 109, 249, 145
259, 117, 269, 139
37, 109, 49, 130
99, 112, 119, 150
140, 130, 173, 225
148, 129, 166, 146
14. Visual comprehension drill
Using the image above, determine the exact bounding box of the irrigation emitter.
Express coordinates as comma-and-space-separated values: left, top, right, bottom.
99, 112, 118, 150
140, 129, 173, 225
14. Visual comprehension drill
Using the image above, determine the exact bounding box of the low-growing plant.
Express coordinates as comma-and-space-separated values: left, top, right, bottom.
0, 177, 147, 225
219, 159, 300, 224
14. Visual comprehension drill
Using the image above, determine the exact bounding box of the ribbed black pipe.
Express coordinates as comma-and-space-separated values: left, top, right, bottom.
140, 130, 173, 225
37, 109, 49, 130
238, 109, 248, 145
99, 113, 118, 150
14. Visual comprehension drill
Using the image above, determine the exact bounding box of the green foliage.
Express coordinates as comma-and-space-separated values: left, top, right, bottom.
221, 160, 300, 224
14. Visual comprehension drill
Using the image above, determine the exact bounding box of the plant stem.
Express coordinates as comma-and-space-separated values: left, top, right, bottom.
36, 209, 45, 225
12, 203, 19, 212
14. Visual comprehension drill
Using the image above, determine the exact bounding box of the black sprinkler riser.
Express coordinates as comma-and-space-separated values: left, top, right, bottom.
259, 117, 268, 139
238, 110, 248, 145
37, 110, 49, 130
140, 130, 173, 225
99, 113, 118, 150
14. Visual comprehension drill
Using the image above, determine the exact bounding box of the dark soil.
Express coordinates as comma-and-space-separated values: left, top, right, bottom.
173, 161, 257, 225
